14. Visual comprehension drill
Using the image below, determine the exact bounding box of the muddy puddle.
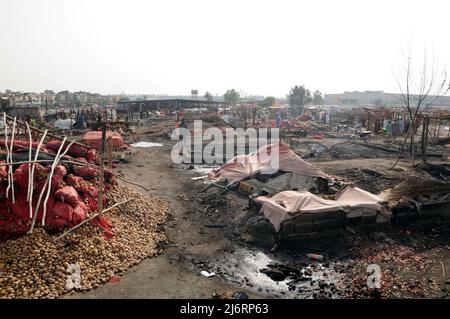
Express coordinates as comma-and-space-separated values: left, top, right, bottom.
185, 246, 348, 299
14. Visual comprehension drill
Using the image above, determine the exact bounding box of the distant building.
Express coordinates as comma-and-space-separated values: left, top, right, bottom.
5, 105, 44, 119
324, 91, 450, 108
74, 91, 88, 104
42, 90, 56, 107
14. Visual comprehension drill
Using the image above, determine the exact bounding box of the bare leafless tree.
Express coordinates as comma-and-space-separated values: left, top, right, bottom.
393, 44, 450, 166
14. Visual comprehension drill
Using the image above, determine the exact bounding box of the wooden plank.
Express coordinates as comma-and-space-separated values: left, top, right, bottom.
97, 125, 106, 215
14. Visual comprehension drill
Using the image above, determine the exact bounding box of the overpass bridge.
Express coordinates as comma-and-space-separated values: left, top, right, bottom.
116, 98, 226, 114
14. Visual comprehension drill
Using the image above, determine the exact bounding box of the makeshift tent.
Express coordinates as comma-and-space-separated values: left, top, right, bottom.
83, 131, 124, 150
209, 143, 332, 185
254, 186, 389, 231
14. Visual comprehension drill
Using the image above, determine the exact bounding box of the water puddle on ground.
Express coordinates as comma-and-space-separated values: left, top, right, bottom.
131, 141, 163, 148
186, 247, 347, 299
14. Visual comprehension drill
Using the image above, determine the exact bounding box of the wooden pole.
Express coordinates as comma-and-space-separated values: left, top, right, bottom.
97, 124, 106, 215
107, 136, 113, 169
421, 117, 427, 163
421, 117, 430, 163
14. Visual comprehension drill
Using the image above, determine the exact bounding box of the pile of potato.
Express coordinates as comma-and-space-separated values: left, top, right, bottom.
0, 186, 168, 299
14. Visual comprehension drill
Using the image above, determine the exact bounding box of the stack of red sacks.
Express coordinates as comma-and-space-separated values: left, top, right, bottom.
0, 139, 116, 239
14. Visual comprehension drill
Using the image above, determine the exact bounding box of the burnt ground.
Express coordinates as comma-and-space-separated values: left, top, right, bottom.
66, 121, 450, 299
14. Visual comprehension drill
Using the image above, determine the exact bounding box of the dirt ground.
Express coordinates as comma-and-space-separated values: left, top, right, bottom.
65, 120, 450, 299
66, 138, 268, 298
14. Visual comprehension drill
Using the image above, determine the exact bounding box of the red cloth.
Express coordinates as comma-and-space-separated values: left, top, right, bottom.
10, 194, 29, 221
83, 131, 124, 150
0, 160, 7, 180
46, 140, 88, 157
72, 202, 88, 225
47, 202, 73, 228
86, 149, 97, 163
66, 174, 84, 187
91, 216, 114, 239
0, 140, 40, 151
13, 163, 47, 192
54, 186, 81, 208
74, 166, 98, 179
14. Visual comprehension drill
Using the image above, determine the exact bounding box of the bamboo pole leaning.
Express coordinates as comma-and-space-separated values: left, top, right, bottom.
3, 113, 10, 199
28, 130, 48, 219
9, 117, 17, 203
53, 199, 132, 242
97, 125, 106, 215
3, 113, 16, 202
26, 122, 33, 208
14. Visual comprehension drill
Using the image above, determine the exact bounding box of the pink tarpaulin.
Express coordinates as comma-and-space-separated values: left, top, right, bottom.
255, 186, 389, 231
209, 143, 332, 184
83, 131, 124, 150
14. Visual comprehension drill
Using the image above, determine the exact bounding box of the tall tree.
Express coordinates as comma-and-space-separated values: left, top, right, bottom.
204, 91, 213, 101
312, 90, 324, 105
393, 45, 450, 166
223, 89, 240, 105
288, 85, 311, 115
259, 96, 276, 108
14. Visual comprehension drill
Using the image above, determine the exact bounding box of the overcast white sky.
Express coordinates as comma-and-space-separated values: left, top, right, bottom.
0, 0, 449, 97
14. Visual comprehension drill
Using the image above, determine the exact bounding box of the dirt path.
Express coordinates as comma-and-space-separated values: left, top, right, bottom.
66, 142, 267, 299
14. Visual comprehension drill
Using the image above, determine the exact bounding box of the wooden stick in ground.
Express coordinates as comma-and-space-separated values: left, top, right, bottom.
28, 129, 48, 207
4, 115, 17, 203
9, 117, 16, 203
3, 113, 11, 200
53, 199, 131, 241
97, 125, 106, 215
25, 122, 33, 206
107, 136, 113, 169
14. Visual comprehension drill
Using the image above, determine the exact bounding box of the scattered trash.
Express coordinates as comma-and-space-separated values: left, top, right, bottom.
233, 292, 249, 299
131, 141, 163, 148
109, 275, 122, 283
201, 270, 216, 277
306, 254, 324, 261
191, 165, 219, 175
190, 175, 209, 181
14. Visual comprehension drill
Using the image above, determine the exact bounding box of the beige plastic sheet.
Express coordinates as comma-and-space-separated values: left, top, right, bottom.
255, 186, 388, 231
209, 143, 332, 184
